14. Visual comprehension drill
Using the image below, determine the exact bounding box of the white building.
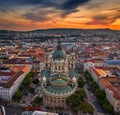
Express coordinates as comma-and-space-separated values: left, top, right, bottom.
22, 110, 58, 115
0, 66, 31, 102
84, 60, 95, 71
33, 111, 58, 115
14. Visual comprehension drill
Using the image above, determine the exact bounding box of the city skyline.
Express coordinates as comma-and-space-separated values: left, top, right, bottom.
0, 0, 120, 31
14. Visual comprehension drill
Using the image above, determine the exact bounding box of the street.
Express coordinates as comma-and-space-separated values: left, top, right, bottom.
84, 83, 109, 115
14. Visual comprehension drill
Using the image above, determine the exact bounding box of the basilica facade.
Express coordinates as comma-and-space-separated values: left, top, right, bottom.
41, 40, 78, 108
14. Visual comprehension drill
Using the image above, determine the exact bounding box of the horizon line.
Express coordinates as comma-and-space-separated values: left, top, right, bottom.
0, 27, 120, 32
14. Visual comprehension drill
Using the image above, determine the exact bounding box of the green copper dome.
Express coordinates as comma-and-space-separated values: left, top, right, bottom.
52, 40, 66, 60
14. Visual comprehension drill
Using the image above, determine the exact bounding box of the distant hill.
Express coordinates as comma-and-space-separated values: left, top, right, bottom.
0, 28, 120, 34
0, 28, 120, 42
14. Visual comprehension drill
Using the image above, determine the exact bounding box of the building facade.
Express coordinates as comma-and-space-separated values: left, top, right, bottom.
41, 40, 78, 108
0, 66, 31, 102
89, 66, 120, 112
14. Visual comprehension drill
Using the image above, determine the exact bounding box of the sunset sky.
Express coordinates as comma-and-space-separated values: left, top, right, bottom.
0, 0, 120, 31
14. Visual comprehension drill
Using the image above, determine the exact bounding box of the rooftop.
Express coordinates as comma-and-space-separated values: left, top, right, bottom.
52, 78, 67, 85
52, 40, 67, 60
91, 67, 109, 77
92, 66, 120, 100
22, 111, 58, 115
12, 66, 31, 73
0, 70, 23, 88
45, 85, 73, 95
106, 85, 120, 99
105, 60, 120, 65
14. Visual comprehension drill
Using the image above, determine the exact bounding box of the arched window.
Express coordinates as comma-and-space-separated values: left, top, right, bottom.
71, 64, 73, 67
55, 66, 57, 70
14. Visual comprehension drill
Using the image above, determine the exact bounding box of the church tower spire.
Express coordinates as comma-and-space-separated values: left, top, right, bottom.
57, 39, 62, 50
69, 47, 75, 70
44, 47, 50, 69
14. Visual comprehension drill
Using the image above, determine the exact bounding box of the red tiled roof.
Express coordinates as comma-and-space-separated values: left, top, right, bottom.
91, 67, 101, 77
106, 85, 120, 99
104, 77, 118, 82
12, 66, 30, 73
0, 71, 15, 77
99, 78, 110, 87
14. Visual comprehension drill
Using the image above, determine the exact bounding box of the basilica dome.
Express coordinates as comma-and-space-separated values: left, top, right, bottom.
41, 39, 77, 108
52, 40, 66, 60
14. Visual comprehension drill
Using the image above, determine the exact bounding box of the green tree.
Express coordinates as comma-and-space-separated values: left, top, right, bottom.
13, 91, 22, 100
90, 81, 99, 91
66, 89, 87, 107
79, 102, 94, 114
31, 97, 43, 106
76, 89, 87, 100
95, 89, 106, 99
13, 71, 35, 101
22, 79, 29, 86
102, 99, 114, 113
84, 71, 93, 82
19, 84, 25, 91
72, 106, 79, 113
78, 77, 85, 88
66, 94, 81, 107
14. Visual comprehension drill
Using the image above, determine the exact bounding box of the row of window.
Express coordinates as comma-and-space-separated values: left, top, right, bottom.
48, 99, 65, 103
55, 66, 64, 70
0, 94, 10, 99
0, 91, 9, 95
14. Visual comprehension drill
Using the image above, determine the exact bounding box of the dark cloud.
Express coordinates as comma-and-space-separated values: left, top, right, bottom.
61, 9, 79, 17
95, 13, 120, 24
22, 0, 90, 22
20, 0, 90, 12
20, 0, 59, 8
0, 0, 21, 8
20, 0, 43, 5
86, 12, 120, 25
0, 0, 59, 9
0, 8, 15, 13
0, 0, 90, 18
62, 0, 90, 10
59, 0, 90, 17
0, 21, 23, 29
22, 7, 58, 22
0, 8, 7, 13
23, 12, 50, 22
